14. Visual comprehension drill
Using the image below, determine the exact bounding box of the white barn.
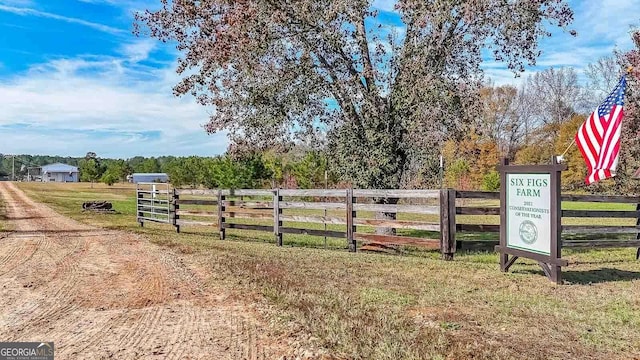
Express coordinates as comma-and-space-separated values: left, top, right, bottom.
41, 163, 79, 183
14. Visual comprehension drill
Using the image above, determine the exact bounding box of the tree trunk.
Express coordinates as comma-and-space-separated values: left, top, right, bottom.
374, 197, 398, 235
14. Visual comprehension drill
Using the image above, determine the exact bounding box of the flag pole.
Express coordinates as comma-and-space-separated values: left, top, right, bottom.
560, 138, 576, 158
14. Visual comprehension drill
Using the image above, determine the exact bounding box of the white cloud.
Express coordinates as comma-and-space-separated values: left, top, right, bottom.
120, 39, 156, 63
0, 45, 228, 157
0, 4, 127, 35
578, 0, 640, 44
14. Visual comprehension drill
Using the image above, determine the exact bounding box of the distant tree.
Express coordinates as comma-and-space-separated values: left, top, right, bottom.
554, 114, 587, 189
79, 152, 105, 187
525, 67, 585, 136
478, 85, 523, 158
101, 160, 128, 186
585, 56, 620, 109
100, 171, 119, 186
139, 158, 161, 173
612, 30, 640, 195
79, 158, 102, 186
514, 126, 555, 165
290, 151, 329, 189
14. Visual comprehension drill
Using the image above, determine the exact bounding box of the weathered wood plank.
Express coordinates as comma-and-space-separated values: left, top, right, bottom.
222, 223, 273, 232
562, 226, 640, 234
280, 215, 347, 225
354, 233, 440, 249
176, 210, 217, 217
279, 227, 346, 238
456, 207, 500, 215
561, 210, 640, 218
223, 201, 273, 208
347, 188, 356, 252
176, 199, 218, 206
352, 189, 439, 198
224, 207, 273, 215
563, 240, 640, 248
218, 190, 225, 240
223, 212, 273, 220
176, 219, 216, 226
353, 218, 440, 231
441, 189, 457, 259
274, 188, 282, 246
455, 191, 500, 199
175, 189, 217, 196
279, 189, 348, 197
220, 189, 273, 196
280, 201, 346, 210
352, 203, 439, 214
456, 224, 500, 233
560, 194, 640, 203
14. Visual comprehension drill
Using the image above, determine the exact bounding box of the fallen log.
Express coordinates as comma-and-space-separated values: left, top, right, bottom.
82, 201, 114, 212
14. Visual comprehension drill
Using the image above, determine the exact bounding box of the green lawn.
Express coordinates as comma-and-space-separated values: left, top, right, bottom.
12, 182, 640, 359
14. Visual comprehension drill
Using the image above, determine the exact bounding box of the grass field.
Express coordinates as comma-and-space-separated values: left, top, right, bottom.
13, 182, 640, 359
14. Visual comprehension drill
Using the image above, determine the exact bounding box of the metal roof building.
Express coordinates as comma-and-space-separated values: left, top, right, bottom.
40, 163, 79, 183
129, 173, 169, 184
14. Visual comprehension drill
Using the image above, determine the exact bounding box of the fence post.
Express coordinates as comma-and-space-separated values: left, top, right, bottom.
346, 188, 356, 252
440, 188, 457, 260
173, 188, 180, 233
274, 188, 282, 246
636, 203, 640, 260
218, 190, 226, 240
137, 190, 144, 227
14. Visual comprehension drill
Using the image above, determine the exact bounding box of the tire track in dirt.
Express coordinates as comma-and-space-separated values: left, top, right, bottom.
0, 182, 294, 359
0, 236, 38, 276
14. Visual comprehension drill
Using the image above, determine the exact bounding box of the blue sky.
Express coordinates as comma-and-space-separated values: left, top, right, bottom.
0, 0, 638, 158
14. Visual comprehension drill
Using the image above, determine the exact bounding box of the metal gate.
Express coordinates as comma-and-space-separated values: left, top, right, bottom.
136, 182, 171, 225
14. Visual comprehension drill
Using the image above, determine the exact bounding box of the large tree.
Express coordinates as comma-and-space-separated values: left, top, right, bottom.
136, 0, 573, 189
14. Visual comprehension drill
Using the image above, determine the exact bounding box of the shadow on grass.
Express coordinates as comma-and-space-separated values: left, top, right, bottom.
514, 267, 640, 284
563, 268, 640, 284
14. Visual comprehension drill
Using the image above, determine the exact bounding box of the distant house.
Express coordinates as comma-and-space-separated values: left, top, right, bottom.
40, 163, 79, 183
129, 173, 169, 183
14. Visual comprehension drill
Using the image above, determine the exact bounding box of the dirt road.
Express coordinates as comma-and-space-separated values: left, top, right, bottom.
0, 182, 288, 359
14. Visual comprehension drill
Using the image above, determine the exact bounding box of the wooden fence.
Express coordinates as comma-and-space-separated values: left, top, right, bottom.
168, 188, 448, 255
136, 188, 640, 260
455, 191, 640, 257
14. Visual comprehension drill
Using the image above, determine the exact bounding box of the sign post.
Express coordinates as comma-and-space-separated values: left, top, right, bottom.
496, 157, 567, 284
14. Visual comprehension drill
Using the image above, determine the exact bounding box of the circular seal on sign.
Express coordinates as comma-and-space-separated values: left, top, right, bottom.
519, 220, 538, 245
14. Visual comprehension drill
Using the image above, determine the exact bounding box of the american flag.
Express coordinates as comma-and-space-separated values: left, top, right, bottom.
575, 75, 627, 185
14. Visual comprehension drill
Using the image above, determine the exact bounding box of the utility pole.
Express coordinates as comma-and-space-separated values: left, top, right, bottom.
12, 155, 15, 181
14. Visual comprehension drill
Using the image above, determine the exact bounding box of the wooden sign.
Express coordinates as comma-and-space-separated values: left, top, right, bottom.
495, 157, 568, 284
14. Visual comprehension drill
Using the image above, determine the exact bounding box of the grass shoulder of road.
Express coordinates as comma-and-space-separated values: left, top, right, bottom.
0, 192, 6, 231
15, 182, 640, 359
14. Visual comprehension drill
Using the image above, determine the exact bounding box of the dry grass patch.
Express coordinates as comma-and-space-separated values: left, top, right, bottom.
0, 193, 6, 231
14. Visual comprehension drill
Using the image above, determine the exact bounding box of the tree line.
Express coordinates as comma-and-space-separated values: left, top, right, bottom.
1, 150, 333, 189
